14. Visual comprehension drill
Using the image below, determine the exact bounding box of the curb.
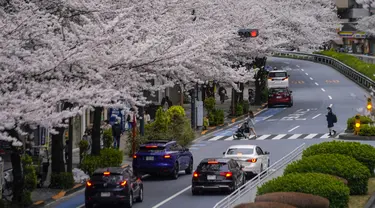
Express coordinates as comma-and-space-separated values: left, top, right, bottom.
31, 184, 85, 207
364, 191, 375, 208
200, 103, 267, 135
338, 133, 375, 141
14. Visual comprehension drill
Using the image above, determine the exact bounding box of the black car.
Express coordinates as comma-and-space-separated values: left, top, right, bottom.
85, 166, 143, 208
191, 158, 246, 195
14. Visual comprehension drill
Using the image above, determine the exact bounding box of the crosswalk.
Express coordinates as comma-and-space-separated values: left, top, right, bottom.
205, 133, 334, 141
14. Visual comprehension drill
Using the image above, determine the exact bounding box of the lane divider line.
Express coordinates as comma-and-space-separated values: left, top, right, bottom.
305, 72, 308, 75
152, 186, 192, 208
329, 104, 333, 107
328, 95, 332, 99
310, 77, 313, 80
315, 82, 319, 86
321, 88, 325, 92
301, 69, 304, 71
288, 125, 300, 132
312, 114, 321, 119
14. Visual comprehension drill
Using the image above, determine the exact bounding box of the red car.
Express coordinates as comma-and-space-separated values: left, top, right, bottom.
268, 87, 293, 108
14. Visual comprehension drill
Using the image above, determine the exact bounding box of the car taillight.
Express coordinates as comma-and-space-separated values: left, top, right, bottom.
133, 155, 137, 159
247, 158, 257, 163
120, 180, 127, 186
282, 77, 288, 81
86, 180, 92, 187
220, 172, 232, 178
193, 172, 199, 178
164, 154, 171, 159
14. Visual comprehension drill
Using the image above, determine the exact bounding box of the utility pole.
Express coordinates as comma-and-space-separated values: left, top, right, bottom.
190, 87, 196, 129
67, 117, 73, 173
139, 106, 144, 136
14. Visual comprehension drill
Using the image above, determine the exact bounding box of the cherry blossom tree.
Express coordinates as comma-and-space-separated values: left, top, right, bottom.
355, 0, 375, 34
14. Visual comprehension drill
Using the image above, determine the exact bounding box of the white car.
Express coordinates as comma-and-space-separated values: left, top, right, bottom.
267, 70, 289, 88
222, 145, 270, 179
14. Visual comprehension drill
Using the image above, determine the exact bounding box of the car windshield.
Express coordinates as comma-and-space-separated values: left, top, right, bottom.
226, 148, 254, 155
138, 146, 165, 153
269, 72, 287, 78
270, 88, 288, 94
197, 163, 228, 172
91, 173, 123, 183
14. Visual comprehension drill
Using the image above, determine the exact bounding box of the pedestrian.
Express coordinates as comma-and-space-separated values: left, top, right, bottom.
161, 96, 172, 110
218, 86, 227, 104
326, 107, 337, 136
247, 111, 257, 138
127, 109, 135, 131
144, 111, 151, 124
112, 120, 122, 149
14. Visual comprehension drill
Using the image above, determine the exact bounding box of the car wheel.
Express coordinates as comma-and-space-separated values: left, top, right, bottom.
288, 102, 293, 107
85, 202, 93, 208
192, 187, 200, 195
124, 192, 133, 208
171, 162, 179, 179
185, 159, 193, 174
136, 186, 143, 202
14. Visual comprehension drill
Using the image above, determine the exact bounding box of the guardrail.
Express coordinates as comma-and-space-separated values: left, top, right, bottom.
272, 51, 375, 91
213, 143, 306, 208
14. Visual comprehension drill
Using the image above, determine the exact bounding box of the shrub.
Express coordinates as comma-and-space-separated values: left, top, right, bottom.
50, 172, 74, 189
214, 109, 225, 125
284, 154, 370, 195
236, 103, 244, 116
102, 129, 113, 148
233, 202, 296, 208
81, 155, 101, 176
346, 115, 372, 130
241, 100, 250, 114
81, 148, 123, 176
255, 192, 329, 208
359, 124, 375, 136
257, 173, 350, 208
329, 175, 348, 185
204, 97, 216, 112
79, 140, 89, 165
167, 117, 195, 147
208, 110, 217, 126
20, 155, 37, 206
302, 141, 375, 175
166, 105, 186, 119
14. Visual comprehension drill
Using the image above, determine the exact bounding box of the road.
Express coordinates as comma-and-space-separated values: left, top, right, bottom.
44, 57, 374, 208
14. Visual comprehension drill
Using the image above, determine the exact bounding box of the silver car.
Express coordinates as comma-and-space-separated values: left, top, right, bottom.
222, 145, 270, 178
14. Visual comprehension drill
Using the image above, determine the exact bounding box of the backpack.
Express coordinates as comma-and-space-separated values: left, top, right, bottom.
332, 114, 337, 123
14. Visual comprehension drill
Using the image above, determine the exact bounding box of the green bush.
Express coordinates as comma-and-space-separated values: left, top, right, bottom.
236, 104, 244, 116
234, 202, 296, 208
241, 100, 250, 114
346, 115, 373, 130
315, 51, 375, 81
80, 155, 101, 176
204, 97, 216, 112
255, 192, 329, 208
214, 109, 225, 125
208, 110, 217, 126
50, 172, 74, 189
20, 190, 32, 207
81, 148, 123, 176
359, 124, 375, 136
21, 155, 37, 191
79, 140, 89, 165
167, 117, 195, 147
302, 141, 375, 175
257, 173, 350, 208
166, 105, 186, 119
261, 87, 268, 103
103, 129, 113, 148
284, 154, 371, 195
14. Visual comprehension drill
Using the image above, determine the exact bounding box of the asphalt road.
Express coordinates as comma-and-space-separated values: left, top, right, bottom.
44, 57, 373, 208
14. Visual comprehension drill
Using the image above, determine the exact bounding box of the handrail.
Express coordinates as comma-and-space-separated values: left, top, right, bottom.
213, 143, 306, 208
272, 50, 375, 91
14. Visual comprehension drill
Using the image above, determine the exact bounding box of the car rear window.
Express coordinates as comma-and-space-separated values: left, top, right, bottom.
226, 148, 254, 155
270, 88, 287, 94
269, 72, 287, 78
197, 163, 228, 172
138, 146, 165, 153
91, 173, 123, 183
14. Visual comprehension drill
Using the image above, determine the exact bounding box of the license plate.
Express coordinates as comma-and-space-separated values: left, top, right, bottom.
145, 156, 154, 161
101, 192, 110, 197
207, 175, 216, 180
276, 96, 281, 98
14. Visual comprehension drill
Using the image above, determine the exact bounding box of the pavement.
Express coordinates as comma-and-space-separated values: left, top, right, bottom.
34, 57, 375, 208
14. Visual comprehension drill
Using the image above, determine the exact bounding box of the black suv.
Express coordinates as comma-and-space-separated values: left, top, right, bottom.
191, 158, 246, 195
85, 166, 143, 208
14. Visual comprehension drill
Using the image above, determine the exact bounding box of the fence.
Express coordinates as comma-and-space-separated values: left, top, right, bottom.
213, 143, 306, 208
272, 51, 375, 92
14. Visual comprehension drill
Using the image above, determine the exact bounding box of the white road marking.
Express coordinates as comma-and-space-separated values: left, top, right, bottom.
320, 133, 330, 138
305, 73, 309, 75
315, 82, 319, 86
312, 114, 321, 119
152, 186, 192, 208
310, 77, 313, 80
328, 95, 332, 99
263, 115, 273, 120
329, 104, 333, 107
257, 135, 271, 140
288, 126, 300, 132
304, 134, 317, 139
272, 134, 287, 140
288, 134, 302, 139
321, 88, 325, 92
266, 119, 278, 122
301, 69, 304, 71
208, 136, 225, 141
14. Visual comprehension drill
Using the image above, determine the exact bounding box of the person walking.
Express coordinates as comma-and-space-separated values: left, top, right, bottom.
112, 120, 122, 149
144, 111, 151, 124
326, 107, 337, 136
218, 86, 227, 104
247, 111, 257, 138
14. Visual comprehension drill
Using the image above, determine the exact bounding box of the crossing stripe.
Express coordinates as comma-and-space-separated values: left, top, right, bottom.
204, 133, 333, 141
320, 133, 330, 138
208, 136, 225, 141
257, 134, 271, 140
304, 134, 317, 139
272, 134, 287, 140
224, 136, 235, 141
287, 134, 301, 139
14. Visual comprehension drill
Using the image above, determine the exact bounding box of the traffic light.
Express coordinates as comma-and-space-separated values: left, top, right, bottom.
354, 114, 361, 135
238, 29, 259, 38
367, 97, 372, 111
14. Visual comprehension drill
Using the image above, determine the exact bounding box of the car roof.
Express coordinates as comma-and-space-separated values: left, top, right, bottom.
227, 145, 256, 149
93, 167, 126, 175
200, 158, 231, 163
140, 140, 176, 147
269, 70, 287, 73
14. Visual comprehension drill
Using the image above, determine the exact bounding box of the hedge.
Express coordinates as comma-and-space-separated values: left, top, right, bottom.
81, 148, 123, 175
315, 50, 375, 81
346, 115, 373, 130
234, 202, 296, 208
257, 173, 350, 208
284, 154, 370, 195
302, 141, 375, 175
359, 124, 375, 136
255, 192, 329, 208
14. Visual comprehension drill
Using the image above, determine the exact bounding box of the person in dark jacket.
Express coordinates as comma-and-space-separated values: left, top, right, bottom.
218, 86, 227, 104
326, 107, 337, 136
112, 120, 122, 149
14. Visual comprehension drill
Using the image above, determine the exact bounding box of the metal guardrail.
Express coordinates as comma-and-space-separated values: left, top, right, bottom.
213, 143, 306, 208
272, 51, 375, 91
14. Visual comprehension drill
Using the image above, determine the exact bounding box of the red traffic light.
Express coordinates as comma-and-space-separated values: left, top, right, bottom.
250, 30, 258, 37
238, 29, 258, 38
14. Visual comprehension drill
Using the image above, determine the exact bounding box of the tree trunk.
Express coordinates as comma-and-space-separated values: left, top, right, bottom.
7, 129, 23, 206
238, 83, 244, 102
252, 57, 268, 105
51, 127, 65, 173
67, 117, 73, 173
91, 107, 103, 155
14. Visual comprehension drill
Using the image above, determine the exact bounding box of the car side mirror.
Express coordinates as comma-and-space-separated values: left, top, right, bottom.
265, 151, 270, 155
